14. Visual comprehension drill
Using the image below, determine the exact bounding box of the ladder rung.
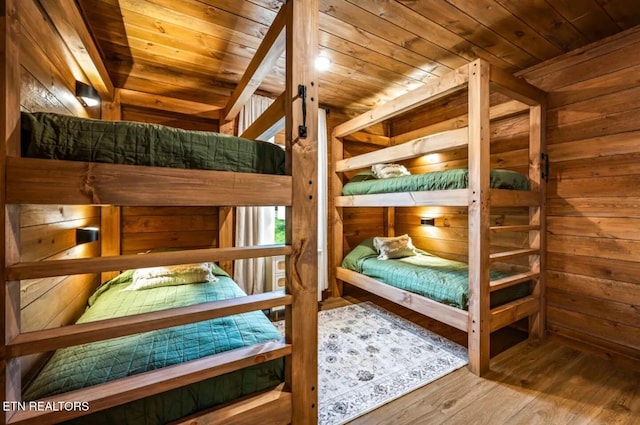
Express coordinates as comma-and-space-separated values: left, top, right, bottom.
490, 248, 539, 262
490, 271, 540, 292
490, 225, 540, 233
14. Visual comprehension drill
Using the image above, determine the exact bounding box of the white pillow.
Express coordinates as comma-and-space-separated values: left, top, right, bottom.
371, 163, 410, 179
126, 263, 218, 291
373, 234, 417, 260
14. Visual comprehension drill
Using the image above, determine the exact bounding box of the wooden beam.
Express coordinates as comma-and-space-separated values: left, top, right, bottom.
38, 0, 114, 101
467, 59, 491, 377
344, 132, 391, 146
223, 4, 287, 121
329, 131, 344, 297
7, 292, 292, 357
7, 245, 292, 280
335, 189, 469, 207
118, 88, 221, 120
285, 0, 319, 422
6, 341, 291, 425
333, 64, 469, 137
101, 88, 121, 121
391, 99, 528, 145
1, 1, 22, 422
336, 127, 468, 172
336, 268, 469, 331
240, 93, 285, 141
490, 296, 539, 332
490, 65, 545, 106
170, 387, 292, 425
218, 206, 234, 275
6, 158, 292, 207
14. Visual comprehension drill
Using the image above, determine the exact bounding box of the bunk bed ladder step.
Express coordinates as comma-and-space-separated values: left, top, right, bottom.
489, 271, 540, 292
490, 295, 539, 332
489, 225, 540, 233
489, 248, 539, 262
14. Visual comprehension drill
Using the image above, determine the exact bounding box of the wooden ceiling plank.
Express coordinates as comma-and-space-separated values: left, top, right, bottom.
546, 0, 620, 43
118, 88, 221, 119
445, 0, 564, 61
320, 0, 466, 71
347, 0, 516, 72
595, 0, 640, 30
223, 5, 286, 121
39, 0, 114, 100
240, 93, 285, 141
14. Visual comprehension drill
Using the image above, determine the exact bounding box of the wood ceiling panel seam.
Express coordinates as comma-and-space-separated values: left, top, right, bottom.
543, 0, 620, 43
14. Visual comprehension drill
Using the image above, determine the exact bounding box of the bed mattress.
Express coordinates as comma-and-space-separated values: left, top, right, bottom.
342, 238, 529, 310
342, 168, 529, 196
23, 267, 284, 425
21, 112, 285, 175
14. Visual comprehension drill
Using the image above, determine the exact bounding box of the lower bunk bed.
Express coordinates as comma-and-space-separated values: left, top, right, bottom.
337, 236, 538, 336
22, 263, 284, 425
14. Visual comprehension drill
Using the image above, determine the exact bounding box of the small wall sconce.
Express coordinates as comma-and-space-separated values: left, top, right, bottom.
420, 217, 435, 226
76, 227, 100, 244
75, 81, 100, 107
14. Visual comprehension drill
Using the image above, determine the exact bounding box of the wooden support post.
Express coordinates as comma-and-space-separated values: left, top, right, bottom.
383, 207, 395, 237
329, 131, 344, 297
528, 103, 546, 340
1, 0, 22, 421
100, 91, 122, 282
284, 0, 318, 422
467, 59, 491, 376
218, 119, 236, 275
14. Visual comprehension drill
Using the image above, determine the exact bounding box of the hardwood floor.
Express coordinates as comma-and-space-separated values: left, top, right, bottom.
320, 286, 640, 425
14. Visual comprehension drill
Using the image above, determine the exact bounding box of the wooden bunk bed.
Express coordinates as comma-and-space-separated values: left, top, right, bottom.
1, 0, 318, 424
331, 59, 546, 376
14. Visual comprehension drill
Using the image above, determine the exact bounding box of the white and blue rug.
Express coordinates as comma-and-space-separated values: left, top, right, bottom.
275, 301, 468, 424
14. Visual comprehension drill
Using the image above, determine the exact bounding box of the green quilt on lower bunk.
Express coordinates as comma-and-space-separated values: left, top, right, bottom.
342, 238, 529, 310
23, 267, 284, 425
342, 168, 529, 196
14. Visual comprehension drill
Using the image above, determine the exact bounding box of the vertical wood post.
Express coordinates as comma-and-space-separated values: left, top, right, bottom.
329, 131, 343, 297
1, 0, 22, 421
100, 90, 122, 282
218, 119, 236, 275
383, 207, 395, 237
528, 103, 546, 339
467, 59, 491, 376
284, 0, 318, 422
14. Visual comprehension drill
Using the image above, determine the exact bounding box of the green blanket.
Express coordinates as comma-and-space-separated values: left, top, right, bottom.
23, 266, 283, 425
342, 238, 529, 309
21, 112, 285, 174
342, 169, 529, 196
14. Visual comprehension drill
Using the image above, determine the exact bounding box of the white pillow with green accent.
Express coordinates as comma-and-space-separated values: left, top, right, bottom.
127, 263, 218, 290
373, 234, 417, 260
371, 163, 410, 179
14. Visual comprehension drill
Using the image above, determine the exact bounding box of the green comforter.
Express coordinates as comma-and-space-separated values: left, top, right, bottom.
342, 169, 529, 196
23, 267, 283, 425
21, 112, 285, 174
342, 238, 529, 309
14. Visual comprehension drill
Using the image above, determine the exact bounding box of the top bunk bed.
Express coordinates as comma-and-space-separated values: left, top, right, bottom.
1, 0, 319, 424
331, 59, 547, 377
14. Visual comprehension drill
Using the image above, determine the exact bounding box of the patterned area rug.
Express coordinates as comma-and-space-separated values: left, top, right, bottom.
274, 302, 468, 424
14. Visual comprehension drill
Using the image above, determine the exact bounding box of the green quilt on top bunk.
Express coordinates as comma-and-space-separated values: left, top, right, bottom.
342, 238, 529, 310
20, 112, 285, 174
342, 168, 529, 196
23, 265, 283, 425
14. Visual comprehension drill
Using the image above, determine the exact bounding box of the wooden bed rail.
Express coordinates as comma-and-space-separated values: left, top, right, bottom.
6, 245, 292, 280
6, 292, 291, 357
6, 341, 291, 425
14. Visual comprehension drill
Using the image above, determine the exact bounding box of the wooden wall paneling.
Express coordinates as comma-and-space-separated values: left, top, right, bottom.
517, 29, 640, 361
2, 0, 22, 417
118, 88, 220, 120
121, 106, 219, 132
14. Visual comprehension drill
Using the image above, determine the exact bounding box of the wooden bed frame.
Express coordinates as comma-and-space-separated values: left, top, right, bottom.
330, 59, 547, 376
1, 0, 318, 424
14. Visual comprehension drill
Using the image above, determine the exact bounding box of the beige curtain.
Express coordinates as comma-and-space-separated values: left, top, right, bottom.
234, 95, 275, 294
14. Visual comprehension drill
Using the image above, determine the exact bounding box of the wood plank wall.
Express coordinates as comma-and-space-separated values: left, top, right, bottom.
121, 105, 219, 132
520, 27, 640, 366
17, 0, 102, 381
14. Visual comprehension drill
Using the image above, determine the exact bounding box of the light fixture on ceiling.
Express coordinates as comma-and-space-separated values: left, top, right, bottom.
315, 55, 332, 71
75, 80, 100, 107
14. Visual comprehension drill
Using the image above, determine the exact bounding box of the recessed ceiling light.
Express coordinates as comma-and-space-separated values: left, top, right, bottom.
315, 55, 332, 71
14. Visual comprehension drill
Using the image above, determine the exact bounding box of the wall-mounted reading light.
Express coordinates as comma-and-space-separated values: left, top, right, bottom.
76, 227, 100, 244
420, 217, 435, 226
75, 81, 100, 107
